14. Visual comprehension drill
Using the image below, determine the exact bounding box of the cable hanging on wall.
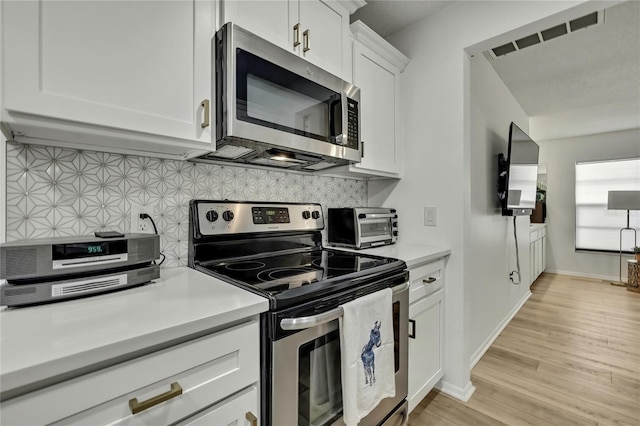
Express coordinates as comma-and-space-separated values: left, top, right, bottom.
510, 216, 521, 285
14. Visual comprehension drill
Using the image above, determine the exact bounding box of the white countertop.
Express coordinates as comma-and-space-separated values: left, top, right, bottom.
336, 242, 450, 268
0, 267, 269, 396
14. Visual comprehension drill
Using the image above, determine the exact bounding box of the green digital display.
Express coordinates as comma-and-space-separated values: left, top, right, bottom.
266, 210, 276, 216
88, 245, 104, 254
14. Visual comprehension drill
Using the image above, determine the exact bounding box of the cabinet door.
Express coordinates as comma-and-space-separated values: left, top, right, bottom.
529, 241, 536, 285
541, 236, 546, 272
221, 1, 293, 53
3, 0, 212, 146
352, 42, 399, 174
408, 289, 444, 413
177, 385, 259, 426
298, 0, 349, 78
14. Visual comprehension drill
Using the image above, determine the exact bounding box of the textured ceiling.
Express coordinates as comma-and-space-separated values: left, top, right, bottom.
486, 0, 640, 140
352, 1, 640, 141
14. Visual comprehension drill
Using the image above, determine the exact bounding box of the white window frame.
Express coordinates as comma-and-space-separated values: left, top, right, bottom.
575, 158, 640, 253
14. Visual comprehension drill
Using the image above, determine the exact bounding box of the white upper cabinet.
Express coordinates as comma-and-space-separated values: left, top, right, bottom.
2, 0, 215, 159
219, 0, 362, 79
330, 21, 409, 179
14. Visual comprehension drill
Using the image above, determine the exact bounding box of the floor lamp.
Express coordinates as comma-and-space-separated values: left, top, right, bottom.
608, 190, 640, 286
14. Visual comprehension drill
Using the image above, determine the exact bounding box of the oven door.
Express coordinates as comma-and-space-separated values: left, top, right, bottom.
356, 213, 397, 248
272, 283, 409, 426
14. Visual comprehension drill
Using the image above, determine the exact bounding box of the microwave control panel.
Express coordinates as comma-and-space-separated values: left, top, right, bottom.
347, 99, 359, 149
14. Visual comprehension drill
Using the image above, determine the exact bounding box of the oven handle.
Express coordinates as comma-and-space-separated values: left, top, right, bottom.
280, 282, 409, 331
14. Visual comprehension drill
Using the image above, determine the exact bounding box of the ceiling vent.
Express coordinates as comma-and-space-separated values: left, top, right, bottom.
487, 10, 605, 59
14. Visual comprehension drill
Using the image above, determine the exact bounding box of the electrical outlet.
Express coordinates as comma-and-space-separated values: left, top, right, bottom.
424, 206, 437, 226
130, 204, 154, 234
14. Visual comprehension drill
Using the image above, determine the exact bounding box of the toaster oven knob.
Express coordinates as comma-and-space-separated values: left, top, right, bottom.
205, 210, 219, 222
393, 231, 399, 237
393, 221, 398, 227
302, 211, 311, 220
222, 210, 235, 221
312, 211, 320, 219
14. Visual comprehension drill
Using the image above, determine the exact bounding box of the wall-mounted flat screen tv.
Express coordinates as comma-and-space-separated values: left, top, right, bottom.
498, 122, 540, 216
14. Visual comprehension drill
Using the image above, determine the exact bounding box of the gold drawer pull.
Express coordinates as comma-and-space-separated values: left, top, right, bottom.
293, 23, 301, 47
246, 411, 258, 426
129, 382, 183, 415
303, 29, 310, 52
200, 99, 210, 129
423, 277, 436, 284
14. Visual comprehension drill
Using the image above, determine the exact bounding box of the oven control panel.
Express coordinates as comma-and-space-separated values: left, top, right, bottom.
193, 201, 324, 236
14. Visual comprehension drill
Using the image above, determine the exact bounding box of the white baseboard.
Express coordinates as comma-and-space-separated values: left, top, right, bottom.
436, 380, 476, 402
544, 269, 618, 282
469, 290, 532, 369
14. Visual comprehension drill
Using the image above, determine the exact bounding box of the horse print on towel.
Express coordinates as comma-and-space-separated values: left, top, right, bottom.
361, 320, 382, 386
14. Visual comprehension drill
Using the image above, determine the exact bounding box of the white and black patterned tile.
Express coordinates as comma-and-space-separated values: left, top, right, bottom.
4, 143, 368, 267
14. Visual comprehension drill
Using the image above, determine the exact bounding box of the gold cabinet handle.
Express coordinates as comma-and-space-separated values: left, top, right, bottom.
129, 382, 183, 415
423, 277, 436, 284
246, 411, 258, 426
293, 23, 301, 47
303, 29, 310, 52
200, 99, 210, 129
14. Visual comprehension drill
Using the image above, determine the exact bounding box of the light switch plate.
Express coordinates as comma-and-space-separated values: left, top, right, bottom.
424, 206, 437, 226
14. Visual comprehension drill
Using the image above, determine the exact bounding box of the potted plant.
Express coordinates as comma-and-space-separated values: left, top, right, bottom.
633, 246, 640, 262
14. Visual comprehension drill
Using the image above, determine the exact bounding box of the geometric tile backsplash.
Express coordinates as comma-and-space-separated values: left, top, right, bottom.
5, 142, 367, 267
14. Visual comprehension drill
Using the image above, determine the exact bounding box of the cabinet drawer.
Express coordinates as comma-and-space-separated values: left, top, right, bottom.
2, 320, 260, 426
177, 385, 258, 426
409, 258, 445, 303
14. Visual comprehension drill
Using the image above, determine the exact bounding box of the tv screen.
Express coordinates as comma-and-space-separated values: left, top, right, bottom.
499, 122, 539, 216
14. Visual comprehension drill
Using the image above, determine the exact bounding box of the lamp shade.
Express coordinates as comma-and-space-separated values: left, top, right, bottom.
607, 190, 640, 210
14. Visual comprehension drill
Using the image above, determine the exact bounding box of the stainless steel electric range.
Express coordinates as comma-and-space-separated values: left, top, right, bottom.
188, 200, 409, 426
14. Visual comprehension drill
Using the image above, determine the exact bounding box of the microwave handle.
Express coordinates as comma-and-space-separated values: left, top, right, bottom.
331, 91, 349, 146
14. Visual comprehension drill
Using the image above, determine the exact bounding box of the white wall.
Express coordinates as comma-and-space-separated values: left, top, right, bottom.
1, 1, 5, 244
369, 0, 594, 400
468, 53, 532, 366
535, 128, 640, 280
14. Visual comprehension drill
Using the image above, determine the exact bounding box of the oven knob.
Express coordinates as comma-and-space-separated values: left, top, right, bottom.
393, 231, 399, 237
312, 211, 320, 219
205, 210, 219, 222
222, 210, 235, 221
302, 211, 311, 220
393, 222, 398, 227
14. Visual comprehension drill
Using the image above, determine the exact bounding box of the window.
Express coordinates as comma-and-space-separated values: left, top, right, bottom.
575, 158, 640, 252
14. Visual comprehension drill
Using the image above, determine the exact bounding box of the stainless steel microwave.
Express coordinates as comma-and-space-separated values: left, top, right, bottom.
193, 23, 361, 172
327, 207, 398, 249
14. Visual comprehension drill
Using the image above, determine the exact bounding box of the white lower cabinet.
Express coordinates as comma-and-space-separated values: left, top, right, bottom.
177, 385, 258, 426
407, 258, 445, 413
1, 320, 260, 426
529, 224, 547, 285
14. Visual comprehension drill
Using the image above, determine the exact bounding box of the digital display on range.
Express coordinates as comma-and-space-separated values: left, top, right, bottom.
52, 240, 128, 260
252, 207, 290, 224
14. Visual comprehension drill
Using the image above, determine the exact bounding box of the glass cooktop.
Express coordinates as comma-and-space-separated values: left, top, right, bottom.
200, 248, 399, 294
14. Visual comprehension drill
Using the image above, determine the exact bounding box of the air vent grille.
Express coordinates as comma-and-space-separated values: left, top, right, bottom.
52, 274, 127, 297
487, 9, 604, 59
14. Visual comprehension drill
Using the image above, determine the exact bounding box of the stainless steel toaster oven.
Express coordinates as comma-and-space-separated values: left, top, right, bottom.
327, 207, 398, 249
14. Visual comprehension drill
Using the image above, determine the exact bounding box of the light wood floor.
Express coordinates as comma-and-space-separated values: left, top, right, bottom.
409, 273, 640, 426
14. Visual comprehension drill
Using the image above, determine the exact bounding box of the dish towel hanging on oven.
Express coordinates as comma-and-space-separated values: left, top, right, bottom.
339, 288, 395, 425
